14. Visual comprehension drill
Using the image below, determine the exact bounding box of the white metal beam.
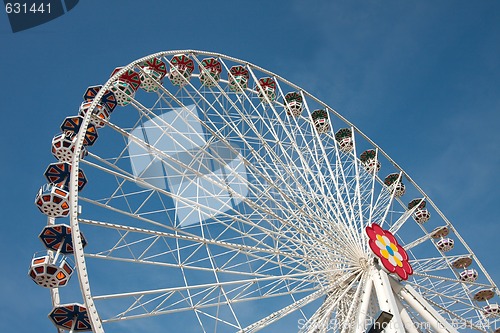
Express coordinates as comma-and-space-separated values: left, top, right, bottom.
371, 268, 406, 333
393, 290, 420, 333
236, 289, 325, 333
389, 277, 458, 333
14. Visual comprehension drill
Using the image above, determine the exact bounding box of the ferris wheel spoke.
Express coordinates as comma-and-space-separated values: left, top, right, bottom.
338, 274, 366, 333
79, 195, 340, 271
410, 254, 474, 273
195, 308, 241, 331
346, 132, 369, 241
411, 271, 493, 290
297, 124, 358, 241
294, 96, 361, 248
78, 219, 328, 276
330, 147, 365, 248
369, 171, 400, 230
173, 231, 229, 332
298, 292, 341, 333
174, 80, 355, 247
257, 81, 353, 234
99, 282, 322, 324
282, 103, 361, 249
82, 193, 326, 264
389, 198, 425, 234
82, 147, 330, 256
407, 280, 478, 309
244, 68, 354, 226
82, 137, 359, 262
92, 270, 322, 301
403, 229, 436, 250
149, 75, 364, 256
364, 149, 380, 227
236, 289, 326, 333
107, 102, 310, 228
298, 273, 363, 333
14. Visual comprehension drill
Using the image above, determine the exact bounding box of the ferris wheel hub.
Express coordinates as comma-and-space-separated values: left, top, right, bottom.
358, 257, 370, 271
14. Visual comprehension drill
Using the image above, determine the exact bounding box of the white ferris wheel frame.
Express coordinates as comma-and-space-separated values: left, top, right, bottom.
41, 50, 499, 333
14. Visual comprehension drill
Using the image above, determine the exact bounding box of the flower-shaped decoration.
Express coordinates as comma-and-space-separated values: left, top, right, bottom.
366, 223, 413, 280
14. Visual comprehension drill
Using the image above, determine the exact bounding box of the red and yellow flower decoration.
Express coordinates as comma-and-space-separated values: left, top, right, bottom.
366, 223, 413, 280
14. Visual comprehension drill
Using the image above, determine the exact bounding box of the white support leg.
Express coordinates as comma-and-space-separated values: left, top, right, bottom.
389, 278, 458, 333
371, 268, 406, 333
394, 290, 420, 333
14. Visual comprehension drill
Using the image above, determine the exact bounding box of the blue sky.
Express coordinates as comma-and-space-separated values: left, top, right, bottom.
1, 1, 499, 332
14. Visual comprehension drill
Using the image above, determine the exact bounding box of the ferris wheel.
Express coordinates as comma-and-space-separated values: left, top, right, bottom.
30, 50, 500, 333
